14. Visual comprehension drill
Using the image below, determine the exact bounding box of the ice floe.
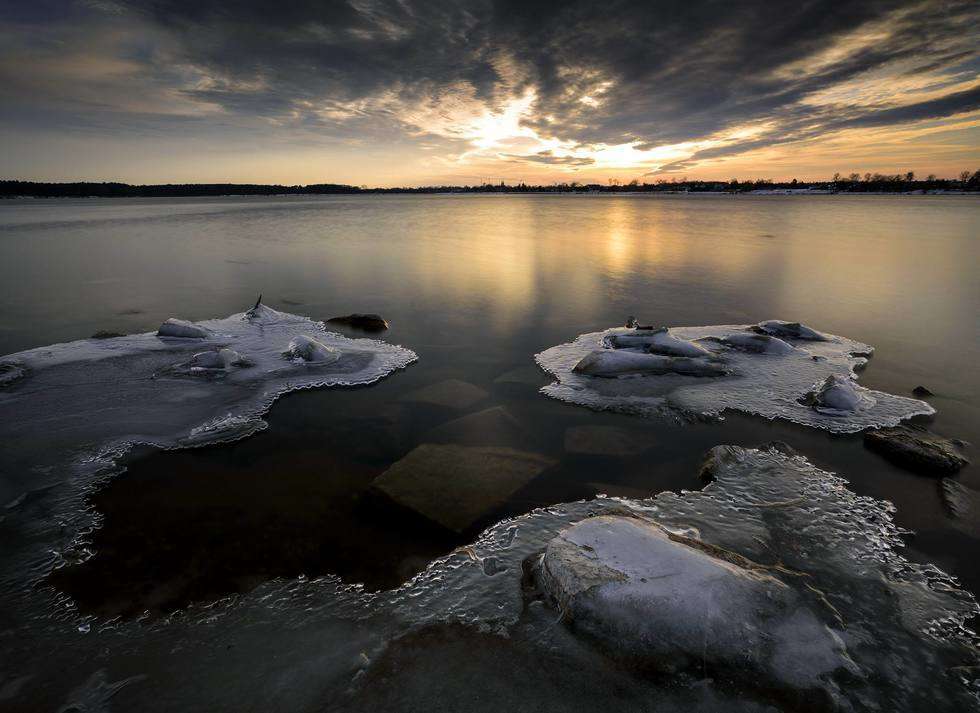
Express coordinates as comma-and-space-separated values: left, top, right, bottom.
0, 302, 417, 457
536, 320, 933, 432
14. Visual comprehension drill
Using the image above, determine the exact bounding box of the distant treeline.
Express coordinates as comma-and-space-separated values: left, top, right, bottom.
3, 170, 979, 197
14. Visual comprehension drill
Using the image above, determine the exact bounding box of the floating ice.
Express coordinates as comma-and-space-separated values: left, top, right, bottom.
536, 322, 933, 432
0, 302, 416, 461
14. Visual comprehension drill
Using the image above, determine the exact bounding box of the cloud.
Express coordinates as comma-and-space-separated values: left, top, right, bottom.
1, 0, 978, 180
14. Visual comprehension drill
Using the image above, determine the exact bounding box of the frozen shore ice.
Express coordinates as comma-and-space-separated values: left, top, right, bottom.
536, 321, 933, 432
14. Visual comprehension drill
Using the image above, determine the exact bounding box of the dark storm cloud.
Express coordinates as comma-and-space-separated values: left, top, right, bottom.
2, 0, 978, 165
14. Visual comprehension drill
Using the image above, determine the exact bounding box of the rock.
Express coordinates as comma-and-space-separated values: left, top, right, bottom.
327, 313, 389, 331
606, 330, 710, 357
371, 444, 555, 533
572, 350, 728, 378
400, 379, 489, 410
864, 426, 969, 475
157, 318, 210, 339
186, 348, 249, 370
424, 406, 525, 447
912, 385, 933, 397
752, 320, 828, 341
696, 442, 800, 483
0, 362, 28, 387
493, 366, 547, 386
533, 515, 856, 692
941, 479, 980, 537
91, 330, 125, 339
803, 374, 868, 413
564, 425, 652, 457
283, 334, 340, 363
718, 332, 796, 355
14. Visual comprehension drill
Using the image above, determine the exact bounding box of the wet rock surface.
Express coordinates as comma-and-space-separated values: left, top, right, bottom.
371, 444, 556, 533
864, 425, 969, 475
563, 425, 653, 456
327, 313, 389, 331
399, 378, 489, 410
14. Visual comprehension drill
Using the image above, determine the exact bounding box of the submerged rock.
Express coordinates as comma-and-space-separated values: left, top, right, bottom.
327, 313, 389, 331
371, 444, 555, 533
283, 334, 341, 364
941, 479, 980, 538
865, 426, 969, 475
912, 385, 934, 397
564, 425, 652, 456
533, 515, 857, 694
400, 379, 489, 410
572, 350, 728, 378
157, 318, 210, 339
752, 320, 828, 341
424, 406, 525, 447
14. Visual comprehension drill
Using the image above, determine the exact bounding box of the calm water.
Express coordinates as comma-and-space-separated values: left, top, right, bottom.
0, 194, 978, 710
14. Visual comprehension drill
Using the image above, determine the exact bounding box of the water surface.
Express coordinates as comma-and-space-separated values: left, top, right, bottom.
0, 194, 977, 710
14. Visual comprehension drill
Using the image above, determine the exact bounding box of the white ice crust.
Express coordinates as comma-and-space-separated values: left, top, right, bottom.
0, 303, 417, 451
535, 321, 933, 432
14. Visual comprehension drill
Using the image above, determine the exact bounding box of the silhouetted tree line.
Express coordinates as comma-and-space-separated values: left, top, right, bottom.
3, 170, 979, 197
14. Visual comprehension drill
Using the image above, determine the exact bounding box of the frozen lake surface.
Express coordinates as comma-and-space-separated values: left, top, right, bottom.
0, 194, 978, 711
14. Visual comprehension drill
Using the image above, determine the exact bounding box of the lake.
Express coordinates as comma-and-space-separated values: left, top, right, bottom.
0, 194, 978, 711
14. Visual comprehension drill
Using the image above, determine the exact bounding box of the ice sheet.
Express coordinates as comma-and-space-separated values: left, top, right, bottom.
535, 322, 933, 432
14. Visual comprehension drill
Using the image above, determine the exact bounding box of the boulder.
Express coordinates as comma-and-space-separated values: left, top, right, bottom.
186, 348, 249, 370
399, 379, 489, 410
327, 313, 389, 331
493, 366, 547, 386
0, 362, 28, 387
564, 425, 652, 457
864, 425, 969, 475
803, 374, 868, 413
752, 320, 828, 341
371, 444, 555, 533
941, 479, 980, 537
911, 385, 933, 397
157, 318, 210, 339
718, 332, 796, 355
606, 330, 710, 358
572, 350, 728, 378
424, 406, 525, 447
533, 515, 856, 692
283, 334, 340, 364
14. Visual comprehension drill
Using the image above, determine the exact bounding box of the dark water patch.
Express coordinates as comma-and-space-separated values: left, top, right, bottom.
50, 438, 465, 619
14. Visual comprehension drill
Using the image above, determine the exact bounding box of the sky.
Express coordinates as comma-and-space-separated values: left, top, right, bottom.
1, 0, 978, 186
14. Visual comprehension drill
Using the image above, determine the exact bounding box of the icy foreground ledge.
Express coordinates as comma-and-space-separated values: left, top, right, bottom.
534, 515, 858, 696
0, 303, 416, 452
535, 321, 933, 432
